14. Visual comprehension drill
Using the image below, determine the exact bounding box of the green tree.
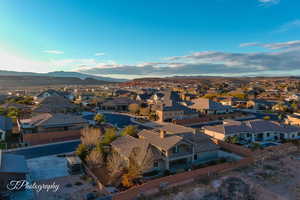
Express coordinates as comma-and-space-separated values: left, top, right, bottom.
291, 103, 298, 111
230, 93, 247, 100
0, 106, 6, 115
203, 93, 218, 100
102, 128, 118, 145
121, 125, 137, 137
263, 116, 271, 120
225, 135, 239, 144
149, 113, 158, 121
76, 144, 88, 161
94, 113, 105, 125
6, 107, 20, 120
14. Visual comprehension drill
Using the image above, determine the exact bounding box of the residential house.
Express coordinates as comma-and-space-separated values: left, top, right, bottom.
19, 113, 88, 145
98, 97, 138, 111
7, 90, 26, 97
203, 119, 300, 142
111, 124, 219, 172
76, 93, 95, 103
136, 93, 152, 102
113, 89, 133, 97
154, 103, 198, 122
149, 91, 180, 105
285, 113, 300, 126
32, 96, 77, 114
19, 113, 88, 134
0, 150, 29, 192
152, 91, 198, 122
188, 98, 232, 114
0, 116, 13, 141
285, 93, 300, 102
35, 89, 75, 103
219, 97, 246, 107
246, 99, 276, 110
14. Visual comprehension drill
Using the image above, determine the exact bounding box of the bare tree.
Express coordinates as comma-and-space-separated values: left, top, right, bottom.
107, 151, 126, 177
130, 146, 155, 174
121, 146, 155, 188
80, 127, 103, 148
86, 149, 104, 168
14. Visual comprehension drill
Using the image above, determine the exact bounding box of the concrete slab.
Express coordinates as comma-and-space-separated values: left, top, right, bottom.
27, 155, 69, 181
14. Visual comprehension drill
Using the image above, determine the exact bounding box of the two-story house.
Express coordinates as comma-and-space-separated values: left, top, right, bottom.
111, 124, 219, 173
188, 98, 232, 114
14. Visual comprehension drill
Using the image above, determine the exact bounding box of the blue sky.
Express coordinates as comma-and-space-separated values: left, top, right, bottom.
0, 0, 300, 78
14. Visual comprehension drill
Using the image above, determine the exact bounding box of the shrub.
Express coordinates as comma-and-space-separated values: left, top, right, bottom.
75, 144, 88, 161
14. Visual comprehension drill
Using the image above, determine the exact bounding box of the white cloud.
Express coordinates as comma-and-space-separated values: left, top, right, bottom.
43, 50, 64, 54
50, 58, 97, 68
275, 19, 300, 32
239, 42, 260, 47
240, 40, 300, 50
263, 40, 300, 49
1, 39, 300, 78
0, 48, 50, 72
77, 40, 300, 77
258, 0, 280, 5
95, 52, 105, 56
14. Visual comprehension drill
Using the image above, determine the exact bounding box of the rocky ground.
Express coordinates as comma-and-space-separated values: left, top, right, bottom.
147, 151, 300, 200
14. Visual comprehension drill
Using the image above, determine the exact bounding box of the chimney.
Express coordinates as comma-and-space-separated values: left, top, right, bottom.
160, 130, 166, 138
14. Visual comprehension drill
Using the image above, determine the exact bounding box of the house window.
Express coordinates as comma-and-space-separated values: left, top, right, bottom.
247, 133, 251, 137
194, 154, 198, 160
154, 161, 159, 168
172, 147, 178, 154
298, 133, 300, 136
267, 133, 270, 137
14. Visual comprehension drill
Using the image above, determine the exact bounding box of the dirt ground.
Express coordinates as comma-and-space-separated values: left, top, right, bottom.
233, 152, 300, 200
35, 175, 105, 200
149, 151, 300, 200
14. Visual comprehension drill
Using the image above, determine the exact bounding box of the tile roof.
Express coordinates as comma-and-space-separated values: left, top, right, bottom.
111, 135, 162, 164
36, 89, 70, 99
184, 133, 219, 153
101, 97, 137, 106
203, 119, 300, 135
153, 123, 195, 135
138, 129, 183, 151
20, 113, 87, 128
33, 96, 76, 113
189, 98, 229, 110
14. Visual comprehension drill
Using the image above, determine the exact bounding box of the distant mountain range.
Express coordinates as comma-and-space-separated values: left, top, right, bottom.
0, 70, 127, 82
0, 75, 111, 88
